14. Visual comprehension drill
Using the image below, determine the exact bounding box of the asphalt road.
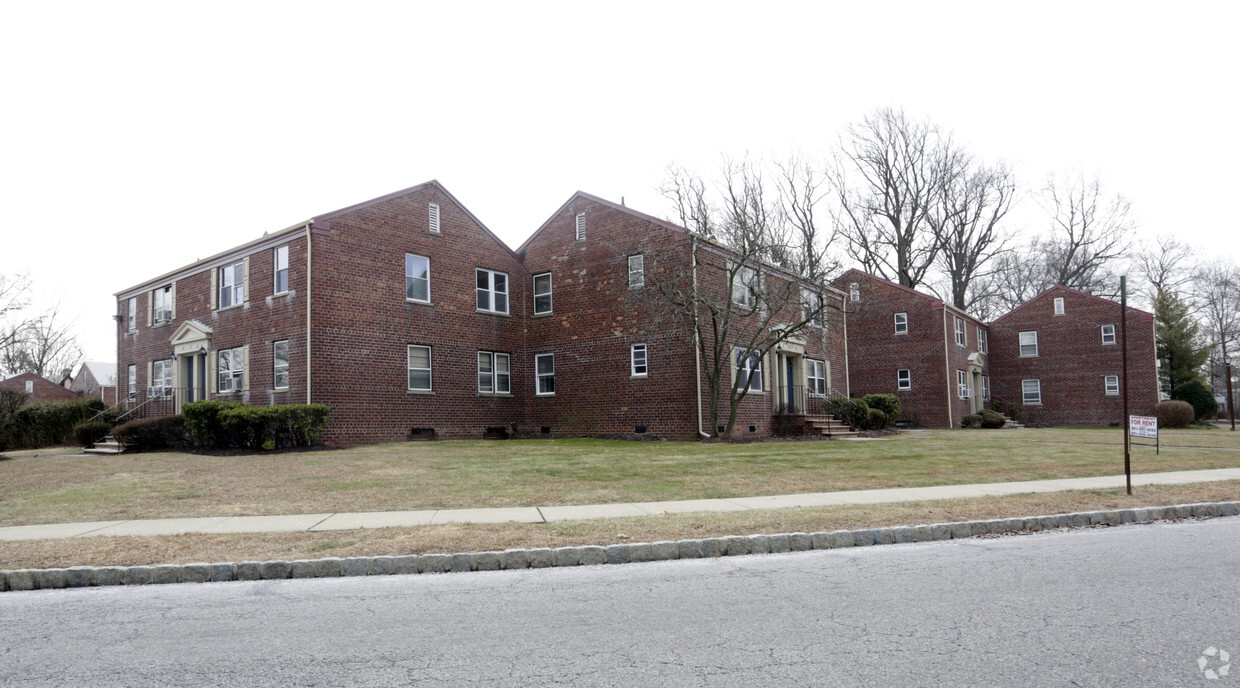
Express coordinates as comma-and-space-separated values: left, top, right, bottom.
3, 518, 1238, 686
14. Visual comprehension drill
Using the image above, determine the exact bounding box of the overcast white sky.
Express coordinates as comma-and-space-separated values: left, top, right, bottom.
2, 1, 1237, 369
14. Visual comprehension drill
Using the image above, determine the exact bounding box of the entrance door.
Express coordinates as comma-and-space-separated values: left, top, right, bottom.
785, 356, 795, 410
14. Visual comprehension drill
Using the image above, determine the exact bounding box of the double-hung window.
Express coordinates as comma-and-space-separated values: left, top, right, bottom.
954, 316, 966, 347
897, 369, 911, 390
981, 374, 990, 400
533, 273, 552, 315
1101, 324, 1116, 345
127, 364, 136, 400
153, 285, 172, 324
127, 297, 137, 331
1019, 331, 1039, 357
978, 328, 988, 354
1104, 375, 1119, 395
274, 246, 289, 294
894, 312, 908, 334
804, 290, 823, 327
219, 262, 244, 309
406, 254, 430, 303
407, 345, 432, 392
628, 254, 644, 287
535, 354, 555, 395
957, 370, 969, 399
152, 359, 173, 397
735, 349, 763, 392
1054, 297, 1065, 315
807, 359, 826, 395
849, 282, 860, 302
732, 266, 756, 308
273, 340, 289, 390
1022, 379, 1042, 405
631, 344, 648, 377
476, 269, 509, 314
218, 347, 244, 393
478, 352, 511, 394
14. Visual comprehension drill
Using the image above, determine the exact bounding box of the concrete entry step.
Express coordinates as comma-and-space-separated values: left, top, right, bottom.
84, 436, 126, 455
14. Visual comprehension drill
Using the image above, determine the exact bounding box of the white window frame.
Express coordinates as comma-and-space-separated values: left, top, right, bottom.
897, 368, 911, 390
535, 353, 555, 395
849, 282, 860, 302
894, 312, 908, 334
575, 212, 586, 241
804, 290, 823, 327
127, 297, 137, 331
273, 340, 289, 390
218, 262, 245, 309
981, 374, 990, 401
807, 358, 826, 396
428, 202, 441, 234
25, 380, 33, 394
954, 316, 966, 347
127, 364, 137, 400
153, 285, 172, 324
218, 347, 244, 394
1019, 331, 1039, 357
407, 345, 432, 392
152, 359, 173, 397
732, 266, 756, 308
978, 328, 988, 354
476, 268, 509, 314
1054, 297, 1065, 315
735, 348, 764, 392
274, 245, 290, 295
533, 272, 552, 315
628, 254, 644, 288
631, 344, 648, 377
1022, 379, 1042, 405
405, 253, 430, 304
1101, 324, 1117, 345
1104, 375, 1119, 395
477, 352, 511, 395
957, 370, 970, 399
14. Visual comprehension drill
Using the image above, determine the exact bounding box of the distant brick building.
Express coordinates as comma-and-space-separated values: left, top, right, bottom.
115, 181, 847, 445
988, 286, 1158, 426
69, 362, 117, 405
0, 372, 81, 404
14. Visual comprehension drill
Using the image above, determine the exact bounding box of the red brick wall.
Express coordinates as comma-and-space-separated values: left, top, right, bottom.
0, 373, 80, 403
988, 287, 1158, 426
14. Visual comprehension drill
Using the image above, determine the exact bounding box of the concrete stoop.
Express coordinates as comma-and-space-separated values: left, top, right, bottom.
804, 416, 858, 438
83, 436, 125, 455
2, 501, 1236, 592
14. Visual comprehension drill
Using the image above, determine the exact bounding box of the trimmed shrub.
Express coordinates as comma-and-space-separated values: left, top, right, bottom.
73, 420, 114, 447
962, 414, 983, 429
825, 396, 870, 429
979, 409, 1007, 429
7, 400, 102, 450
865, 407, 888, 430
183, 402, 331, 449
1171, 381, 1216, 422
0, 388, 28, 451
112, 416, 189, 452
862, 394, 901, 424
1155, 400, 1195, 429
991, 399, 1023, 422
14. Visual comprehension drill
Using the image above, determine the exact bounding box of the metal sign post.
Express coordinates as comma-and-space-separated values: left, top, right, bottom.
1121, 276, 1131, 495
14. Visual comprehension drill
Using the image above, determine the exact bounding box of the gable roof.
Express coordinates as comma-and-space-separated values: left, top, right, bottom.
516, 190, 688, 255
991, 284, 1154, 324
79, 362, 117, 384
834, 268, 992, 326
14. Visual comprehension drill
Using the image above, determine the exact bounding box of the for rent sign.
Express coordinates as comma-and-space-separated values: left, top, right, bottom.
1129, 415, 1158, 439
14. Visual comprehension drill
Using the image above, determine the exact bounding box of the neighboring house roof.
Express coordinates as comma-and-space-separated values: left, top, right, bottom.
990, 284, 1154, 325
0, 371, 81, 402
79, 361, 117, 385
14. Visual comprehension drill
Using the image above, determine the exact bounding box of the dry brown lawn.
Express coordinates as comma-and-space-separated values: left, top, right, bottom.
4, 480, 1237, 570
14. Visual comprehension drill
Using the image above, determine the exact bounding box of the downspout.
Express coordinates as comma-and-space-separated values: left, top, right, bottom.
942, 306, 953, 428
305, 222, 313, 405
692, 236, 709, 438
842, 294, 850, 397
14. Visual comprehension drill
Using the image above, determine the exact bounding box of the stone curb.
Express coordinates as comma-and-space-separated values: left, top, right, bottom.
3, 500, 1237, 593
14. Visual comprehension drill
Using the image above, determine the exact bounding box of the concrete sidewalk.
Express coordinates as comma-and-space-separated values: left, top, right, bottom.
3, 467, 1239, 542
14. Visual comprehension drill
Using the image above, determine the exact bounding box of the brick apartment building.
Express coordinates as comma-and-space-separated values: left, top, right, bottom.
115, 181, 847, 445
834, 271, 1158, 428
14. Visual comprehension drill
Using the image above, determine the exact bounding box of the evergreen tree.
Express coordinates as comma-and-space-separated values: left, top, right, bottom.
1154, 289, 1208, 392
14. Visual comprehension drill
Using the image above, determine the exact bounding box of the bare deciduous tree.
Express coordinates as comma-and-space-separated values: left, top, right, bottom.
0, 273, 34, 358
2, 301, 82, 379
1036, 172, 1135, 292
831, 107, 963, 290
646, 164, 841, 437
928, 160, 1016, 312
1194, 260, 1240, 395
1136, 235, 1196, 303
775, 155, 840, 282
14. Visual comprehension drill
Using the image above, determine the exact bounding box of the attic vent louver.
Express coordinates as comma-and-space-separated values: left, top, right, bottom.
575, 212, 586, 241
429, 202, 441, 234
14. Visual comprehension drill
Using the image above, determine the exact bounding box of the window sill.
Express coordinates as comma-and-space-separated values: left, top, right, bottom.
631, 374, 648, 380
1019, 354, 1039, 358
407, 389, 435, 395
629, 284, 644, 290
273, 291, 290, 298
478, 392, 513, 398
1102, 342, 1117, 346
273, 387, 289, 392
897, 388, 911, 392
406, 299, 433, 306
1023, 402, 1042, 406
152, 321, 172, 328
532, 312, 553, 318
894, 331, 907, 336
476, 310, 512, 318
215, 391, 244, 397
535, 393, 555, 398
215, 304, 246, 313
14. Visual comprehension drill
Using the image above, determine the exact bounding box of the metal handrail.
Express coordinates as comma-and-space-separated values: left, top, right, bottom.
85, 401, 128, 424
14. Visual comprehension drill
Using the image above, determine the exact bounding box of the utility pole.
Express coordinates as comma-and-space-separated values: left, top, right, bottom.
1121, 276, 1131, 495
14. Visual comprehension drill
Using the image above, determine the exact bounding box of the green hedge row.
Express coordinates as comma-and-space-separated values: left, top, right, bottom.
182, 401, 331, 449
0, 393, 115, 451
